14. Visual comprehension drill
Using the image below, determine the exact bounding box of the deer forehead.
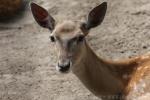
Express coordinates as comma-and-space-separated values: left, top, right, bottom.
53, 21, 81, 37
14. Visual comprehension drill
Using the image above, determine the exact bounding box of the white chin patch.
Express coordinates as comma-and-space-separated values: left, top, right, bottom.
56, 66, 60, 71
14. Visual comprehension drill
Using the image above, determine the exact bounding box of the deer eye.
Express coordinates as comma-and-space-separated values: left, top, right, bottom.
49, 35, 55, 42
77, 35, 85, 42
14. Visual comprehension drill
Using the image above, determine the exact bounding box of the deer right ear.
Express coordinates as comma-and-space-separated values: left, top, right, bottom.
30, 2, 55, 31
81, 2, 107, 34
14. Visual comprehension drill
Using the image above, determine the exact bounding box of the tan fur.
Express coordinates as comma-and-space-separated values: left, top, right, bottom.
30, 2, 150, 98
53, 21, 150, 100
72, 42, 150, 100
54, 21, 77, 35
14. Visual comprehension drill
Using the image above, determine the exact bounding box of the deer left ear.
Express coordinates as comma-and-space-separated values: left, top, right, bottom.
81, 2, 107, 33
30, 2, 55, 31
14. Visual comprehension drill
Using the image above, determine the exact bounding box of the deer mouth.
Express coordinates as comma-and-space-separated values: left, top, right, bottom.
59, 66, 70, 73
56, 61, 71, 73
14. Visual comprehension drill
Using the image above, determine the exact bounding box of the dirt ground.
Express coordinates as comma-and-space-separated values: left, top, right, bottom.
0, 0, 150, 100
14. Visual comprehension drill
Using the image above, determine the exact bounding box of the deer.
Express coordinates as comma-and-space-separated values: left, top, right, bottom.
30, 2, 150, 100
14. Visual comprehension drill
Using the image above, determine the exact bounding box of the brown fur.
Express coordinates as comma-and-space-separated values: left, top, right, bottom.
0, 0, 22, 16
54, 21, 78, 35
72, 42, 150, 100
53, 21, 150, 100
30, 2, 150, 99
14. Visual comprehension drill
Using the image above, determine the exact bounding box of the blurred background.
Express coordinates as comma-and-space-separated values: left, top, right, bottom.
0, 0, 150, 100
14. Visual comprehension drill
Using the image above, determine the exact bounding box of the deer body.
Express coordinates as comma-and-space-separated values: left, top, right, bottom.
72, 42, 124, 96
0, 0, 22, 16
72, 40, 150, 99
30, 2, 150, 100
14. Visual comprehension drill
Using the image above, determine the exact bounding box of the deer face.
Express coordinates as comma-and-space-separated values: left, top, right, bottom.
30, 2, 107, 73
50, 21, 86, 72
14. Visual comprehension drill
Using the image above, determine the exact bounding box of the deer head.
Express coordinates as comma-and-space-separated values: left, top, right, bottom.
30, 2, 107, 73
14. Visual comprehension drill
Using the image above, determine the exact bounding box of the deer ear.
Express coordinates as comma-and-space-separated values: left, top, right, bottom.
30, 2, 55, 31
82, 2, 107, 31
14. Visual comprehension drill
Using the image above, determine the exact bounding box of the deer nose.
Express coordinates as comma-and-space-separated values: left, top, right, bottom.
57, 61, 71, 73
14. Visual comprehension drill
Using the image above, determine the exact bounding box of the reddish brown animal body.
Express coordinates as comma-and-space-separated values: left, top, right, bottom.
0, 0, 22, 16
30, 2, 150, 100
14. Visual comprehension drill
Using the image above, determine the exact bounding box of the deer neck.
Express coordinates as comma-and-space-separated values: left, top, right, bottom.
72, 41, 125, 97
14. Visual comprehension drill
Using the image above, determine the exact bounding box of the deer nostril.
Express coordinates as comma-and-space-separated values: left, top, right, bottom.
58, 62, 70, 68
